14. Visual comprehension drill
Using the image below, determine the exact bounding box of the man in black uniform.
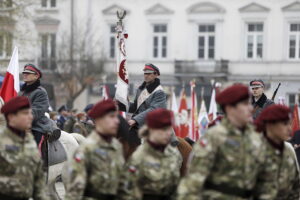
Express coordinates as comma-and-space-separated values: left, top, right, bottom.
250, 79, 274, 120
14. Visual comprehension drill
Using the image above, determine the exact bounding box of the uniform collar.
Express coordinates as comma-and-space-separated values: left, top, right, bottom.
3, 127, 32, 144
144, 141, 171, 157
90, 131, 119, 150
221, 118, 253, 136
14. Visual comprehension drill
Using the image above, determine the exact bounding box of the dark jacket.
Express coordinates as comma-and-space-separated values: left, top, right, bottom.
19, 80, 53, 134
128, 78, 167, 127
252, 93, 274, 120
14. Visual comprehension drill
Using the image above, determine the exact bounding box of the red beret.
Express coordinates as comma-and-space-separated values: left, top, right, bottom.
146, 108, 173, 129
216, 84, 250, 106
88, 99, 117, 119
1, 96, 30, 116
255, 104, 291, 132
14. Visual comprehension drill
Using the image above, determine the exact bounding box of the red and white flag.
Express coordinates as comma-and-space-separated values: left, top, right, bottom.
178, 88, 189, 138
208, 88, 217, 122
171, 91, 180, 136
115, 18, 129, 111
189, 81, 199, 141
0, 47, 19, 103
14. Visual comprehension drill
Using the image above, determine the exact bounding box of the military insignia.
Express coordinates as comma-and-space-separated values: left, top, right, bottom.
128, 165, 137, 173
5, 145, 19, 152
95, 148, 108, 158
74, 152, 84, 163
225, 139, 240, 147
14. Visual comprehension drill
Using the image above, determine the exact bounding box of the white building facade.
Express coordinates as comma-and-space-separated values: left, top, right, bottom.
1, 0, 300, 109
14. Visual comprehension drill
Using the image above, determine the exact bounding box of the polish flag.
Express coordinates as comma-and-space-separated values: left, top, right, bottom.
171, 91, 180, 136
0, 47, 20, 103
178, 88, 189, 138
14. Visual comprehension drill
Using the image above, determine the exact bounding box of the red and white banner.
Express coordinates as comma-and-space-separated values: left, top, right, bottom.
178, 88, 189, 138
171, 91, 180, 136
189, 81, 199, 141
115, 20, 129, 111
292, 104, 300, 136
0, 47, 19, 103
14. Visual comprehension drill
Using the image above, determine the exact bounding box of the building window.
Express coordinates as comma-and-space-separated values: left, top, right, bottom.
198, 24, 215, 59
153, 24, 167, 59
288, 93, 300, 109
288, 23, 300, 59
0, 32, 12, 58
41, 0, 56, 8
0, 0, 12, 8
40, 33, 56, 69
246, 23, 263, 59
109, 25, 116, 59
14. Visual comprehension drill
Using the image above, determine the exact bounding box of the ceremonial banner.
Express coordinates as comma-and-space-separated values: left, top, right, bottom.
178, 88, 189, 138
208, 88, 217, 122
171, 91, 180, 136
115, 11, 129, 111
189, 81, 199, 141
0, 47, 20, 103
198, 99, 209, 136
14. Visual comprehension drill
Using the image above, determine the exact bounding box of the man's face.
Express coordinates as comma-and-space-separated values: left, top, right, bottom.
267, 120, 292, 141
144, 72, 158, 84
22, 72, 39, 84
226, 99, 254, 126
8, 108, 33, 131
61, 110, 69, 117
149, 126, 172, 145
251, 86, 264, 98
94, 111, 120, 136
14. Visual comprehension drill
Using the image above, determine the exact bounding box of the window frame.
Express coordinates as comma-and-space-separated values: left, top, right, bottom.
287, 22, 300, 60
152, 24, 168, 59
197, 24, 215, 60
0, 32, 13, 59
41, 0, 56, 9
245, 22, 264, 60
39, 33, 56, 69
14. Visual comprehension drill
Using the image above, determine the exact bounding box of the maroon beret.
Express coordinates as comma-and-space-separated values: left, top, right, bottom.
255, 104, 291, 132
216, 84, 250, 106
88, 99, 117, 119
146, 108, 173, 129
1, 96, 30, 116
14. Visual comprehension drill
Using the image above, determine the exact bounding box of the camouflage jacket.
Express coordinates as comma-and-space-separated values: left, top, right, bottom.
0, 127, 48, 199
177, 118, 276, 200
118, 141, 182, 200
260, 139, 300, 200
64, 131, 125, 200
73, 121, 89, 137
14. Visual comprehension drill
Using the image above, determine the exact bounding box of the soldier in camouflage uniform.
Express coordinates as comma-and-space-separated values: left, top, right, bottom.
64, 99, 124, 200
0, 96, 49, 199
255, 104, 300, 199
177, 84, 276, 200
118, 108, 182, 200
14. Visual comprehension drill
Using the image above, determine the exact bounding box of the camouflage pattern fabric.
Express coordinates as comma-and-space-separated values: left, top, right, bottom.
73, 121, 89, 137
259, 140, 300, 200
118, 142, 182, 200
176, 118, 277, 200
0, 127, 48, 199
64, 131, 125, 200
